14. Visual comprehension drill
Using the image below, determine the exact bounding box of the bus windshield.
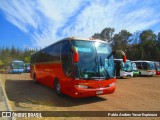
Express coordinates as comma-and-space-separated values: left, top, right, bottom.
155, 62, 160, 71
148, 62, 155, 70
72, 40, 114, 80
157, 66, 160, 71
132, 63, 138, 71
123, 61, 132, 72
12, 62, 24, 69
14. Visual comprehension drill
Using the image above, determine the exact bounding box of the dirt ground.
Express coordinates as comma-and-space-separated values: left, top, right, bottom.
0, 73, 160, 120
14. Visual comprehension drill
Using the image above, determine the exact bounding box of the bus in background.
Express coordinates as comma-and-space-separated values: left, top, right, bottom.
30, 37, 126, 98
131, 62, 140, 76
114, 59, 133, 78
133, 61, 156, 76
154, 62, 160, 75
7, 60, 24, 73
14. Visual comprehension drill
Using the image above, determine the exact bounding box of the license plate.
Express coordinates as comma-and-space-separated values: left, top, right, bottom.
96, 90, 103, 94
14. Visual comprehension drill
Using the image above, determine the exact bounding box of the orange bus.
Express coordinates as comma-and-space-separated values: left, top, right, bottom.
30, 37, 126, 98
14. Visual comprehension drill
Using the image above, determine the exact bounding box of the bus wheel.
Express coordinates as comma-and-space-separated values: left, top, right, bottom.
54, 79, 62, 96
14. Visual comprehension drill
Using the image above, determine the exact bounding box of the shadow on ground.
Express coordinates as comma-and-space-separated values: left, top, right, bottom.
5, 79, 106, 107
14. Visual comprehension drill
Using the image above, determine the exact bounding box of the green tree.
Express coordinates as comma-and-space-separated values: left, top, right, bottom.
92, 27, 115, 43
92, 33, 101, 39
113, 30, 132, 50
100, 27, 115, 42
140, 30, 156, 44
24, 56, 30, 63
0, 60, 3, 66
139, 30, 157, 60
10, 46, 17, 59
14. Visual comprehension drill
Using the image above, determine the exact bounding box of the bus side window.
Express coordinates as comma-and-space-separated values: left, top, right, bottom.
135, 62, 141, 69
142, 62, 148, 70
61, 40, 72, 77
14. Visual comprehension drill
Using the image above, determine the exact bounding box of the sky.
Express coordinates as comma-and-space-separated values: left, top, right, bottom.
0, 0, 160, 49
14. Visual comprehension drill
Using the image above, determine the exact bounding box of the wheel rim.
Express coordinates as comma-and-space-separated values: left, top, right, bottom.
56, 83, 61, 94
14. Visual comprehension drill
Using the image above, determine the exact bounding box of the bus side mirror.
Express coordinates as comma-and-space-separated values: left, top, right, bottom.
123, 55, 126, 63
72, 46, 79, 63
120, 50, 126, 63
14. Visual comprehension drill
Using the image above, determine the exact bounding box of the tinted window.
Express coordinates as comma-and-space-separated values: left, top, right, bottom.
61, 40, 72, 77
35, 52, 41, 63
135, 62, 142, 69
40, 51, 47, 62
142, 62, 148, 70
45, 43, 61, 62
51, 43, 61, 61
32, 53, 37, 63
32, 42, 61, 63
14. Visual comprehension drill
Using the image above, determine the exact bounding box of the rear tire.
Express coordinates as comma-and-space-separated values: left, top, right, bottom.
54, 79, 62, 96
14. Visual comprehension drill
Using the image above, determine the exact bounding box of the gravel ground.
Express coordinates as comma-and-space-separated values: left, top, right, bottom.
0, 73, 160, 120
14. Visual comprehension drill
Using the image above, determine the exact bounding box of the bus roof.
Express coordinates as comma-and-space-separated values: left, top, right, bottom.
114, 59, 130, 61
132, 60, 154, 63
12, 60, 24, 63
68, 37, 108, 43
51, 37, 108, 45
32, 37, 109, 55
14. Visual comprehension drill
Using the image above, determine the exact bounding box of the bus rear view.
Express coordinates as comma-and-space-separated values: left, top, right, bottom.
30, 38, 126, 98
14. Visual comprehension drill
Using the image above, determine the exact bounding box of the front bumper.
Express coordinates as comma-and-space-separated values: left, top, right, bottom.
70, 83, 116, 98
11, 69, 24, 73
121, 71, 133, 77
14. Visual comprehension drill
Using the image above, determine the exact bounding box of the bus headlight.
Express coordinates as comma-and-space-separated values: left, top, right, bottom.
75, 85, 88, 89
109, 83, 115, 87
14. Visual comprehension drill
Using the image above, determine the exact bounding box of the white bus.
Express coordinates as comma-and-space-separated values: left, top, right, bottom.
7, 60, 24, 73
132, 61, 156, 76
114, 59, 133, 78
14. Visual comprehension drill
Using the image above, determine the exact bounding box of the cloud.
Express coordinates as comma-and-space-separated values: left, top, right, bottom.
0, 0, 160, 48
0, 0, 41, 32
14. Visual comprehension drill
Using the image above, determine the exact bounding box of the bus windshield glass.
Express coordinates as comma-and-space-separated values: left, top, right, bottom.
123, 60, 132, 72
148, 62, 155, 70
155, 62, 160, 71
132, 63, 138, 71
157, 66, 160, 71
12, 62, 24, 69
72, 40, 114, 80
